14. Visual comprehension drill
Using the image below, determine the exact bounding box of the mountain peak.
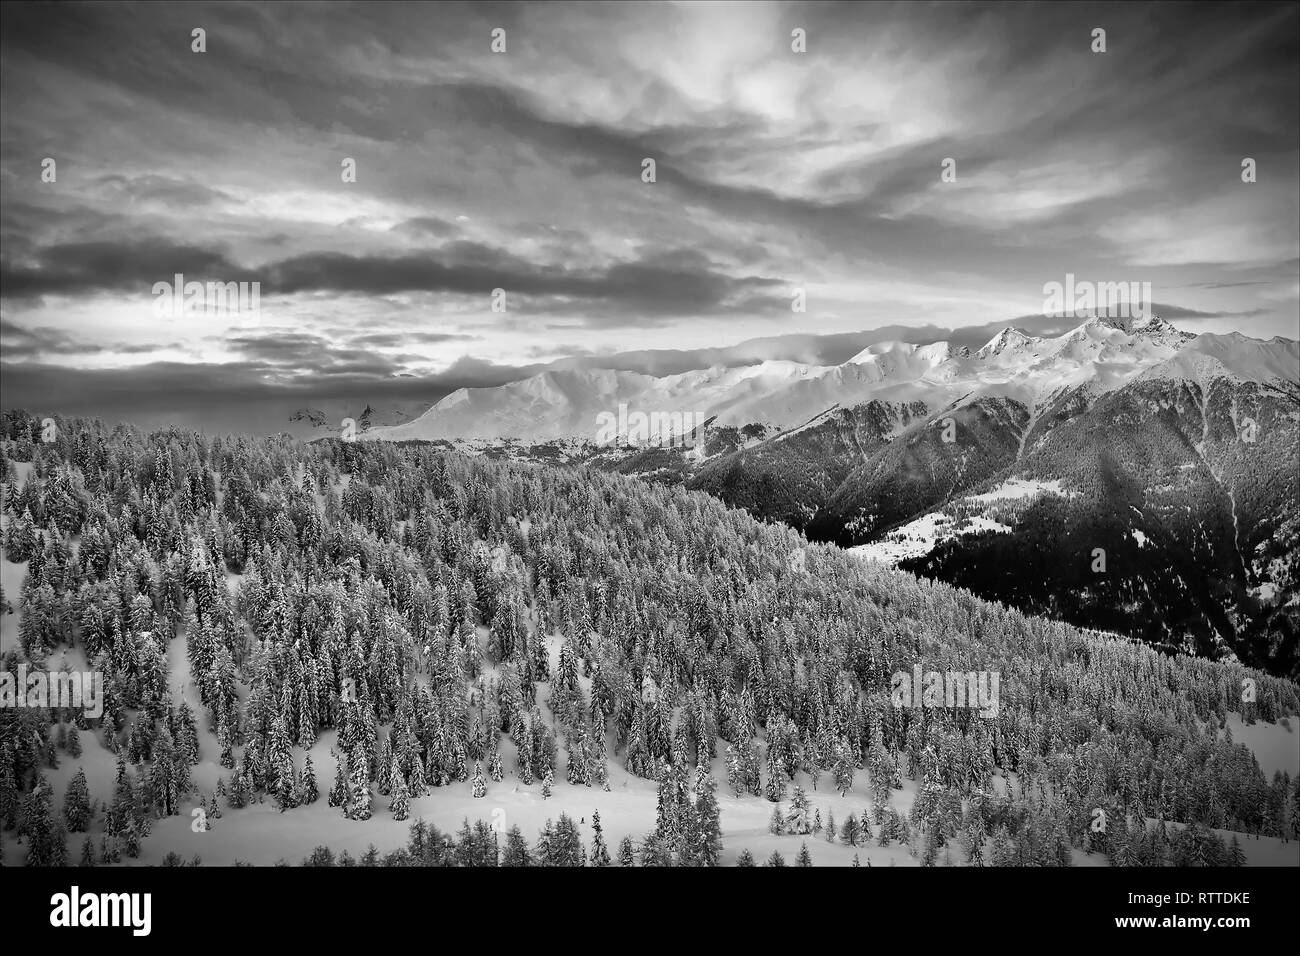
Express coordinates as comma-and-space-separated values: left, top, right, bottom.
977, 326, 1034, 358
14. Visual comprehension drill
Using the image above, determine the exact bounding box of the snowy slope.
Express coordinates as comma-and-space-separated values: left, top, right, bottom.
1137, 332, 1300, 388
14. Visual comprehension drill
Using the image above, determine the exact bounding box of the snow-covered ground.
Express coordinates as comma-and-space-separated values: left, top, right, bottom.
850, 513, 1011, 565
968, 478, 1071, 503
1225, 713, 1299, 780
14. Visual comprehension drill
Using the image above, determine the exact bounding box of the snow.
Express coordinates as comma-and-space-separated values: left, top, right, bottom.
1224, 714, 1300, 781
850, 513, 1011, 565
1249, 582, 1278, 603
967, 478, 1070, 503
365, 316, 1220, 445
1139, 333, 1300, 388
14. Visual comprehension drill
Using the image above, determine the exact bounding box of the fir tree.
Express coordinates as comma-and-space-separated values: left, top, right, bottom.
301, 754, 319, 804
501, 825, 532, 867
590, 810, 611, 866
63, 768, 92, 833
389, 775, 410, 822
617, 835, 636, 867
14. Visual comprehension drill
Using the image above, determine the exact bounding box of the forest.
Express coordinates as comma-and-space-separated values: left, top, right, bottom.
0, 409, 1296, 866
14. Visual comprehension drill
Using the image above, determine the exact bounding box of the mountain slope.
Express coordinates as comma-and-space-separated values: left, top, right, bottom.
363, 318, 1298, 674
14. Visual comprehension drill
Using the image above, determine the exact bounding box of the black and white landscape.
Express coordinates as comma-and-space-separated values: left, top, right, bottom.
0, 0, 1297, 880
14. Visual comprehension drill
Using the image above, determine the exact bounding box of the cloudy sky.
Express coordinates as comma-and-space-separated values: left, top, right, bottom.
1, 0, 1297, 433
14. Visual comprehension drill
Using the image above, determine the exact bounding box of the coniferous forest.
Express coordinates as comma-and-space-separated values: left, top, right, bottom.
1, 411, 1296, 867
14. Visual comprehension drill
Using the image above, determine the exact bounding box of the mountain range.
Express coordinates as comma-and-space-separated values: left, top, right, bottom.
363, 316, 1300, 677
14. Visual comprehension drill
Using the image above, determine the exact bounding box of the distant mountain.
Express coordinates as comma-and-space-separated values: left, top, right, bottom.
368, 315, 1193, 444
288, 402, 416, 438
364, 318, 1300, 676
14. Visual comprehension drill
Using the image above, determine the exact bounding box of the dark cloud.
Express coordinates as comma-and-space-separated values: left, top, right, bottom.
0, 239, 247, 298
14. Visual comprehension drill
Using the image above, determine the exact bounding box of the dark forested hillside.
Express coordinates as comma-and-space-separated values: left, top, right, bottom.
1, 410, 1296, 867
904, 374, 1300, 678
686, 400, 928, 531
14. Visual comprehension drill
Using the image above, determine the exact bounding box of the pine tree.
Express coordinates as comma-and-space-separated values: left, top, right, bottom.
921, 827, 940, 867
962, 824, 985, 866
22, 778, 67, 866
617, 835, 636, 867
488, 739, 504, 782
1229, 834, 1246, 867
787, 784, 812, 834
501, 825, 532, 866
269, 713, 297, 811
764, 850, 786, 867
590, 810, 611, 866
390, 775, 410, 822
691, 774, 723, 866
328, 750, 349, 808
301, 754, 319, 804
768, 804, 786, 835
541, 766, 553, 799
348, 750, 372, 821
472, 762, 487, 798
796, 842, 813, 867
989, 826, 1014, 867
825, 809, 837, 843
63, 768, 92, 832
736, 849, 756, 867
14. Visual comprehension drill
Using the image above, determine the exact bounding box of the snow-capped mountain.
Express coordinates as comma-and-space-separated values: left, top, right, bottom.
361, 316, 1299, 677
367, 315, 1204, 446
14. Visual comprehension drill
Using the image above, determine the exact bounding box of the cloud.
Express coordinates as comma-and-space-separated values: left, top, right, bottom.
2, 0, 1297, 431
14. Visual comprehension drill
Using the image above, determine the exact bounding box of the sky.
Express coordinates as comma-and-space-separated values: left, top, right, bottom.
1, 0, 1297, 434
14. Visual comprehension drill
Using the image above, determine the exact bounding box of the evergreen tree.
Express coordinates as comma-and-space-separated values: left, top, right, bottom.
590, 810, 611, 866
301, 754, 319, 804
328, 750, 349, 808
617, 835, 636, 867
501, 825, 532, 867
787, 785, 812, 834
390, 775, 410, 821
1229, 834, 1246, 867
63, 768, 92, 833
